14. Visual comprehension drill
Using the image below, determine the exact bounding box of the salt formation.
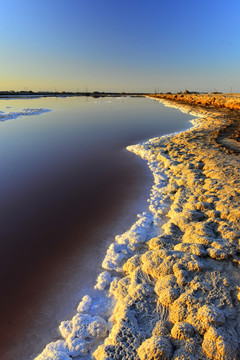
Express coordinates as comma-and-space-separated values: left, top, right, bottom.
36, 299, 109, 359
0, 108, 50, 122
35, 96, 240, 359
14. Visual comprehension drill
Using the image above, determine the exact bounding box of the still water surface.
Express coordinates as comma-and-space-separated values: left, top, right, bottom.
0, 96, 192, 359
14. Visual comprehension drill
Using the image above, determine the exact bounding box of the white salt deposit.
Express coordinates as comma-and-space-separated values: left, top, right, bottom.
94, 272, 112, 291
34, 125, 181, 359
0, 108, 51, 122
77, 296, 92, 313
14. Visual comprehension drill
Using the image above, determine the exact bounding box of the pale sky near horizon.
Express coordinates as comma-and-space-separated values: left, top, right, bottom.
0, 0, 240, 93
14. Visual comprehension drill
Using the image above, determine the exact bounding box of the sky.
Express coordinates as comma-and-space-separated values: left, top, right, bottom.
0, 0, 240, 93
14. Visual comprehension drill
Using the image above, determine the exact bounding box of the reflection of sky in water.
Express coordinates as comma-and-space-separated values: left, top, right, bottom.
0, 95, 193, 292
0, 96, 193, 206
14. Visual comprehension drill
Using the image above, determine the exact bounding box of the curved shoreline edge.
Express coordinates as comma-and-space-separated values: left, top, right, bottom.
36, 96, 240, 360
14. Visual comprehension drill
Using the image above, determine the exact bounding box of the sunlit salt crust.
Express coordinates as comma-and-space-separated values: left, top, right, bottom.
34, 106, 196, 360
35, 97, 240, 360
0, 108, 51, 122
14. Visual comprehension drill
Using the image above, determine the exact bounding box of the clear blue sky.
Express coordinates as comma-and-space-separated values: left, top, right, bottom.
0, 0, 240, 92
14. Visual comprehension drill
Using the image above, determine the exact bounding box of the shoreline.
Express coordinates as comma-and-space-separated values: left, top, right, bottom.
0, 91, 147, 100
36, 94, 240, 360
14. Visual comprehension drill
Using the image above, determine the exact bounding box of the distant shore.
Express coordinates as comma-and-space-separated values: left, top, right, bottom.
1, 90, 240, 103
36, 93, 240, 360
151, 92, 240, 111
0, 90, 148, 99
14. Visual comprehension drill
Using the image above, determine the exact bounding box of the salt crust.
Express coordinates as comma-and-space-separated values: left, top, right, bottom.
0, 108, 51, 121
35, 97, 240, 359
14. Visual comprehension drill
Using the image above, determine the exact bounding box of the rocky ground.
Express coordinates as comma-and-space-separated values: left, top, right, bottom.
36, 94, 240, 360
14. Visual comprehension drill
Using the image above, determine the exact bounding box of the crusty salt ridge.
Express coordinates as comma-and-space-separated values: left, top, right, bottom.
34, 117, 173, 360
93, 95, 240, 360
35, 94, 240, 360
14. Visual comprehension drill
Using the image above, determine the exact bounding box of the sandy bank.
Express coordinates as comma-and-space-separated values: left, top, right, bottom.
36, 94, 240, 360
